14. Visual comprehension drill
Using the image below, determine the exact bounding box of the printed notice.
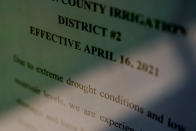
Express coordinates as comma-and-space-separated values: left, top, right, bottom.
0, 0, 196, 131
